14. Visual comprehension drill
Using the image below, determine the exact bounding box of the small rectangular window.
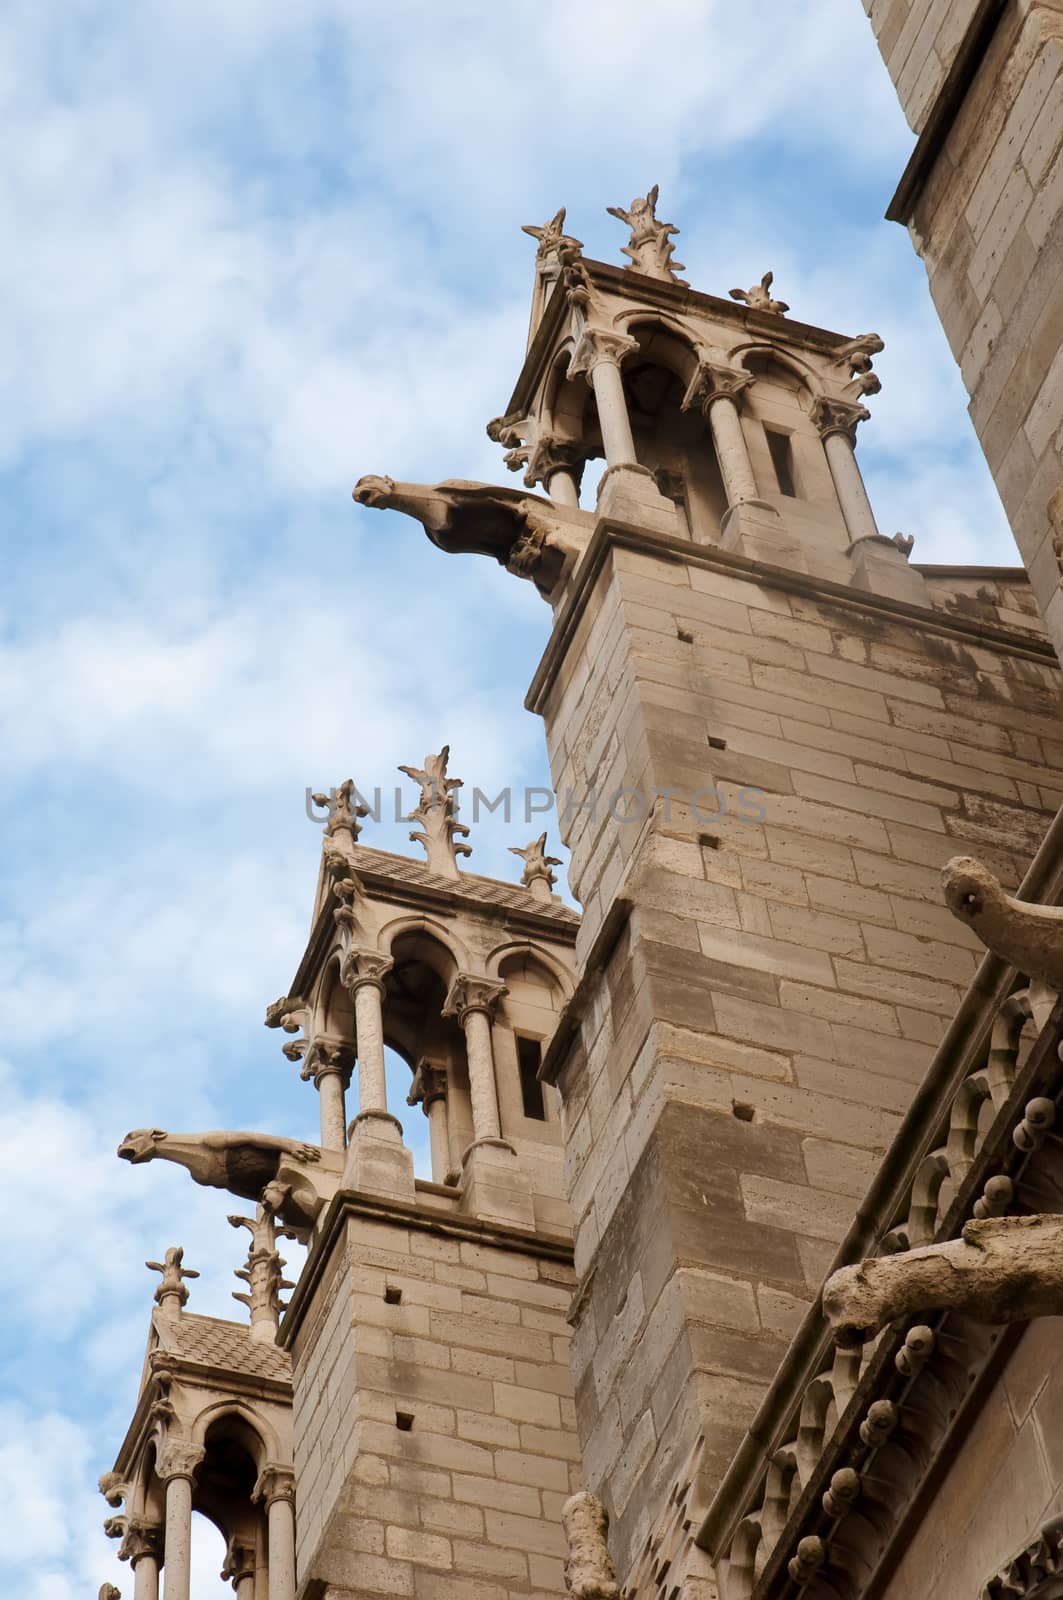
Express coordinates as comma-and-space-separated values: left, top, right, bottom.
766, 429, 797, 498
516, 1036, 547, 1121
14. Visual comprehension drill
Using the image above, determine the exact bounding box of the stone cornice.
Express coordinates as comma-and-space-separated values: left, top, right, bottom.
503, 258, 881, 422
278, 1189, 573, 1350
525, 520, 1057, 716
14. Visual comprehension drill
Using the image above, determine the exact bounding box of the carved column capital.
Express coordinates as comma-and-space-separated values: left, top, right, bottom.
221, 1536, 256, 1587
810, 395, 871, 443
340, 948, 393, 997
567, 327, 638, 382
300, 1034, 356, 1089
681, 361, 754, 417
155, 1438, 205, 1484
522, 437, 594, 493
407, 1060, 448, 1115
118, 1518, 163, 1567
443, 974, 508, 1025
253, 1463, 295, 1508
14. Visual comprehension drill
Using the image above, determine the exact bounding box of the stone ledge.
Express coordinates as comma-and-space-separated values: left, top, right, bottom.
278, 1189, 574, 1349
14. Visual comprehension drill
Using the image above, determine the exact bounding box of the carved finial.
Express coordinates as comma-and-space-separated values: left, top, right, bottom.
509, 832, 562, 901
229, 1206, 298, 1342
99, 1584, 121, 1600
310, 779, 369, 876
606, 185, 686, 285
399, 745, 471, 878
145, 1247, 199, 1321
522, 207, 583, 262
561, 1492, 621, 1600
892, 532, 915, 558
729, 271, 789, 316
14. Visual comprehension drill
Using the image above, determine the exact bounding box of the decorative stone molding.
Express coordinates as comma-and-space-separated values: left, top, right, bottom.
443, 973, 508, 1025
981, 1515, 1063, 1598
509, 832, 562, 900
98, 1471, 127, 1508
145, 1245, 199, 1318
944, 855, 1063, 990
568, 326, 639, 382
155, 1438, 205, 1484
520, 436, 595, 494
823, 1214, 1063, 1344
221, 1536, 256, 1588
400, 745, 472, 877
118, 1128, 323, 1229
521, 206, 583, 263
681, 361, 754, 418
729, 271, 789, 316
339, 946, 393, 998
606, 185, 687, 284
560, 1492, 621, 1600
252, 1464, 295, 1508
118, 1518, 163, 1567
810, 395, 871, 442
299, 1035, 355, 1090
407, 1060, 448, 1113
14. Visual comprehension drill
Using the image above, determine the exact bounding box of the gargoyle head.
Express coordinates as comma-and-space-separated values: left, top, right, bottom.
942, 855, 996, 922
352, 474, 396, 507
821, 1261, 878, 1348
98, 1471, 126, 1507
117, 1128, 167, 1164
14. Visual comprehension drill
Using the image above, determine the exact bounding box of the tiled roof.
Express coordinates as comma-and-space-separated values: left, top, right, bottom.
158, 1314, 291, 1384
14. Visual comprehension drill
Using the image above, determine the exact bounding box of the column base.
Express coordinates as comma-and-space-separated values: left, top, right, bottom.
342, 1110, 416, 1202
459, 1138, 536, 1233
847, 535, 930, 606
719, 499, 807, 569
597, 464, 681, 535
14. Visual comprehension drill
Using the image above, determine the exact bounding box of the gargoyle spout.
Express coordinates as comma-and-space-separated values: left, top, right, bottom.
823, 1215, 1063, 1345
943, 855, 1063, 990
117, 1127, 326, 1229
352, 475, 589, 599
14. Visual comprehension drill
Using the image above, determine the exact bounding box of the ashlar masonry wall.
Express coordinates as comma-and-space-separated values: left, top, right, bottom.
530, 525, 1063, 1580
863, 0, 1063, 656
285, 1201, 578, 1600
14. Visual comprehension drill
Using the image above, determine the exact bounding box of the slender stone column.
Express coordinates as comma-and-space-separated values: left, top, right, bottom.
443, 976, 508, 1145
156, 1441, 204, 1600
525, 438, 588, 509
407, 1060, 450, 1182
121, 1520, 163, 1600
545, 465, 580, 507
341, 950, 394, 1114
254, 1468, 296, 1600
302, 1038, 355, 1150
568, 329, 639, 467
811, 397, 878, 541
682, 364, 758, 507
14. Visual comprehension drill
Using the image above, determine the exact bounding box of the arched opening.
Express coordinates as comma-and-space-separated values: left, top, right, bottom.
737, 349, 815, 506
189, 1512, 231, 1599
317, 958, 355, 1040
495, 950, 567, 1129
540, 351, 604, 511
381, 930, 468, 1181
193, 1415, 268, 1600
621, 324, 727, 540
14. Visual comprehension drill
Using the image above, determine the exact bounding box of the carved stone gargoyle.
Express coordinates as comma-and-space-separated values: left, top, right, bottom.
117, 1128, 331, 1230
352, 476, 590, 599
823, 1215, 1063, 1345
561, 1492, 621, 1600
943, 855, 1063, 991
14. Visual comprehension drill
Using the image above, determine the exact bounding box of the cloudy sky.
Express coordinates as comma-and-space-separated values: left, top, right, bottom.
0, 2, 1020, 1595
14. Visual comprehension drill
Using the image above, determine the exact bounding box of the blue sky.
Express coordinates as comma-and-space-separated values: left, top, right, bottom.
0, 2, 1019, 1595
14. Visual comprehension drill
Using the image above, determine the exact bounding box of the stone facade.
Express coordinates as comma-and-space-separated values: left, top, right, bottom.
98, 184, 1063, 1600
864, 0, 1063, 656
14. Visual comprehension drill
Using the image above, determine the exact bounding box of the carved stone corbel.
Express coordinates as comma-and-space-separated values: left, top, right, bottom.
118, 1518, 163, 1568
567, 326, 638, 382
681, 361, 754, 419
943, 855, 1063, 991
823, 1214, 1063, 1344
